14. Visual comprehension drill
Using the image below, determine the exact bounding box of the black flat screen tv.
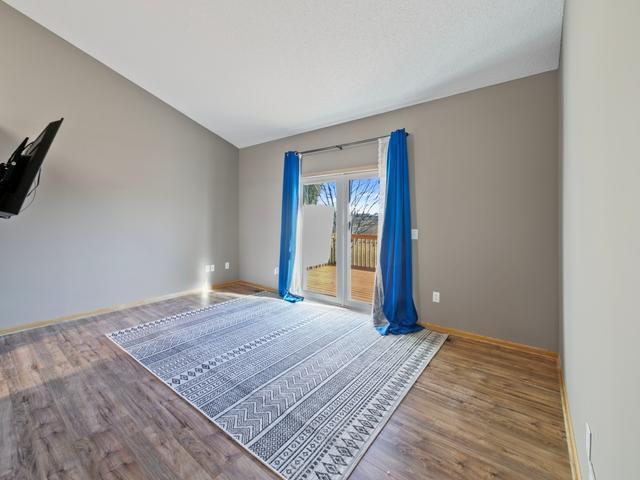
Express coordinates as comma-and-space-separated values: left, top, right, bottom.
0, 118, 63, 218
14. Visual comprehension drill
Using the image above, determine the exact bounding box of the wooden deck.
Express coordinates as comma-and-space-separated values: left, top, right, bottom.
306, 265, 375, 303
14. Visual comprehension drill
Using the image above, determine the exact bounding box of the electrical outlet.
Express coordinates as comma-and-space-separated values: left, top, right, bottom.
225, 262, 230, 270
411, 229, 419, 240
211, 264, 215, 272
432, 291, 440, 303
205, 265, 211, 273
586, 423, 592, 460
274, 267, 279, 276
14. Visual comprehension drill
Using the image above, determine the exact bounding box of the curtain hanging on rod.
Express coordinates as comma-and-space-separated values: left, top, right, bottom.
373, 128, 422, 335
278, 151, 304, 302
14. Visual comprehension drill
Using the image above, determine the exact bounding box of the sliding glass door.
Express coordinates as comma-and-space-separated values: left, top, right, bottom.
347, 176, 379, 304
301, 172, 379, 308
301, 180, 338, 300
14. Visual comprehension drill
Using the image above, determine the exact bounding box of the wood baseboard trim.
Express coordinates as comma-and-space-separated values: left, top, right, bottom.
211, 280, 245, 290
238, 280, 278, 292
0, 287, 203, 338
213, 280, 278, 293
215, 280, 558, 359
421, 322, 558, 359
214, 280, 558, 359
558, 359, 582, 480
2, 280, 268, 338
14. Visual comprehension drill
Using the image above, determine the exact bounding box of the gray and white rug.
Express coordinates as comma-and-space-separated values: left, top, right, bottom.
107, 295, 447, 480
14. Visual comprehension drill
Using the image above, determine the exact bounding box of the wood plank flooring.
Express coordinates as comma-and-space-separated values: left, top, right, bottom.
0, 284, 572, 479
306, 265, 375, 303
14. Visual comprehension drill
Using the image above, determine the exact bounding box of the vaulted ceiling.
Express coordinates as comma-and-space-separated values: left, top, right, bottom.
5, 0, 564, 147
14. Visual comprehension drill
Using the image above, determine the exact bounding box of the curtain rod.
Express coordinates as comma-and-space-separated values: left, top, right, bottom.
297, 132, 409, 156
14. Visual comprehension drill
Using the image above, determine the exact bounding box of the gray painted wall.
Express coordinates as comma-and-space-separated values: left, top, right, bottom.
240, 71, 560, 351
0, 2, 239, 330
561, 0, 640, 478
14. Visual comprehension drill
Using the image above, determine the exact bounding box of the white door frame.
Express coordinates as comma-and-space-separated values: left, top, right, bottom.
301, 169, 378, 310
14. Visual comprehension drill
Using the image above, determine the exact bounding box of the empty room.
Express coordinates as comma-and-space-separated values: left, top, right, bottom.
0, 1, 637, 479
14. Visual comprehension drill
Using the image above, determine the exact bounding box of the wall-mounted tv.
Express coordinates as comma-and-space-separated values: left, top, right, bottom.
0, 118, 63, 219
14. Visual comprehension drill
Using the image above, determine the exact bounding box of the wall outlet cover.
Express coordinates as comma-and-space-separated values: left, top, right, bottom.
411, 229, 419, 240
225, 262, 230, 270
432, 291, 440, 303
205, 265, 211, 273
211, 264, 215, 272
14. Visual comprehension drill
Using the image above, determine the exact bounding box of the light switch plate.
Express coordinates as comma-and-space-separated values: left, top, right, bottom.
411, 229, 419, 240
225, 262, 230, 270
211, 264, 215, 272
205, 265, 211, 273
432, 291, 440, 303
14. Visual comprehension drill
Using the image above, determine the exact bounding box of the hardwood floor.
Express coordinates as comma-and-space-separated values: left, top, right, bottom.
0, 284, 572, 479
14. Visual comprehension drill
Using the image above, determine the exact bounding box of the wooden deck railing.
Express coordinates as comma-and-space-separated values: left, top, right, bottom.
351, 234, 377, 271
317, 233, 377, 271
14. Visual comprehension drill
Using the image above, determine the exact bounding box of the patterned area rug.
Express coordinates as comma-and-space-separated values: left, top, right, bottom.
107, 295, 447, 480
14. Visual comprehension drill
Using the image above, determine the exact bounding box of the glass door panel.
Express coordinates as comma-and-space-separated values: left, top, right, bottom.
348, 177, 380, 304
302, 181, 337, 299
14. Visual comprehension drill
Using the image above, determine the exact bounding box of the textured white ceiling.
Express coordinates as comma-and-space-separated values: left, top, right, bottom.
5, 0, 564, 147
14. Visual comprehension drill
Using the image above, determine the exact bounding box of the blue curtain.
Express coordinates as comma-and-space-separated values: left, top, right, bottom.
377, 129, 422, 335
278, 151, 304, 302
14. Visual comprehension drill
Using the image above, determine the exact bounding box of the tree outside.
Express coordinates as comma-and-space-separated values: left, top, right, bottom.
303, 178, 380, 235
